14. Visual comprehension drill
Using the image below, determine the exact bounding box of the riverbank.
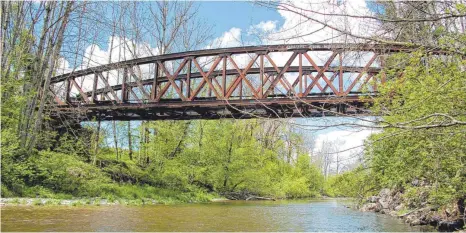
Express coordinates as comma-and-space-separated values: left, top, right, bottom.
1, 187, 325, 207
0, 196, 235, 206
1, 196, 328, 207
359, 188, 465, 232
0, 197, 159, 206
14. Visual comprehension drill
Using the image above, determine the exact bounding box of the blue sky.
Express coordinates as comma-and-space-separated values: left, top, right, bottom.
197, 1, 283, 39
197, 1, 381, 42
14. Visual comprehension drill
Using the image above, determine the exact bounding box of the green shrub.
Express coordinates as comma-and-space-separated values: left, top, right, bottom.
1, 184, 14, 198
324, 167, 372, 198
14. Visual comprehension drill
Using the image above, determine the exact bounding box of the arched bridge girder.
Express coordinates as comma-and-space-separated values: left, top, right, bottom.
48, 44, 417, 121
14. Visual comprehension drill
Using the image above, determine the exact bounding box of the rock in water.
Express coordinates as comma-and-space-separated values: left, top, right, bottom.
360, 203, 378, 212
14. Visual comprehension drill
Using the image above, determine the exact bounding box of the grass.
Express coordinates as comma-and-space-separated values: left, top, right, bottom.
396, 208, 412, 216
1, 184, 218, 207
96, 184, 217, 204
45, 199, 61, 205
11, 198, 20, 204
32, 199, 43, 206
1, 150, 218, 206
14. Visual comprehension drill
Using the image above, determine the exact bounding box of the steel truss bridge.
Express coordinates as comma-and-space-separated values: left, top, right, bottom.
47, 44, 418, 121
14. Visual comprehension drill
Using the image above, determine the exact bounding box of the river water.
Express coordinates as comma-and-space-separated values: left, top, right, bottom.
1, 199, 429, 232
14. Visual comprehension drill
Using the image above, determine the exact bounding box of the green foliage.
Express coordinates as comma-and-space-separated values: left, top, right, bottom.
2, 117, 326, 201
1, 184, 15, 198
1, 30, 35, 160
324, 166, 372, 198
365, 52, 466, 206
281, 155, 323, 198
54, 133, 91, 159
121, 119, 326, 199
324, 50, 465, 209
330, 51, 465, 207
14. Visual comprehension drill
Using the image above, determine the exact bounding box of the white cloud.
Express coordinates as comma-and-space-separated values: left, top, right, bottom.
264, 0, 379, 44
80, 36, 158, 69
56, 57, 71, 75
207, 27, 243, 49
248, 20, 277, 36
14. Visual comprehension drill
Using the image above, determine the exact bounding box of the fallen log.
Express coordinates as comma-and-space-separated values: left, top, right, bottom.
246, 196, 276, 201
222, 191, 276, 201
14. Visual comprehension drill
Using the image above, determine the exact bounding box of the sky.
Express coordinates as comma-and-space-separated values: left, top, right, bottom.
68, 1, 379, 169
197, 1, 283, 39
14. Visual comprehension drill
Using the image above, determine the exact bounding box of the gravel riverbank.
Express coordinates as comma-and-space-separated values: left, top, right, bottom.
1, 197, 158, 206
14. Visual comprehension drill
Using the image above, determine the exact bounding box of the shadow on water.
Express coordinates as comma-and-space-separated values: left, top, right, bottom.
1, 199, 432, 232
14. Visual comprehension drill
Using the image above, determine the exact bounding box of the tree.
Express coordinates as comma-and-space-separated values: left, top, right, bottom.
1, 1, 78, 153
365, 51, 465, 205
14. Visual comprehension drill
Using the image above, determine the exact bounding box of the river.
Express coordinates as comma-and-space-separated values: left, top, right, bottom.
1, 199, 430, 232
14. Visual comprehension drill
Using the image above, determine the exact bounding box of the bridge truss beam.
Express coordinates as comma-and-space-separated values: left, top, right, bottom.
47, 44, 421, 121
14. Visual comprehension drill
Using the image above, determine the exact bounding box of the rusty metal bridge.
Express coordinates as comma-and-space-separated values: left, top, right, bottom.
47, 43, 414, 121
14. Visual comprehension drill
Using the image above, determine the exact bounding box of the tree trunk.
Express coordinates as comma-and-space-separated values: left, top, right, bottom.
93, 120, 101, 165
113, 120, 119, 160
144, 125, 150, 164
27, 2, 73, 152
223, 135, 234, 189
128, 121, 133, 160
168, 121, 190, 159
198, 121, 204, 148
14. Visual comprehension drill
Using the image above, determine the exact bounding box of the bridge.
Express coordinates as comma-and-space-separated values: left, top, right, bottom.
47, 43, 415, 121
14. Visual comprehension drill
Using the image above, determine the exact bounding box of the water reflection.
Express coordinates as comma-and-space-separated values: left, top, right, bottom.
1, 199, 428, 232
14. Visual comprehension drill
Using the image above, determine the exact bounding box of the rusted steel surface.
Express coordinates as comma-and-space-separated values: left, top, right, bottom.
47, 43, 415, 121
50, 96, 372, 121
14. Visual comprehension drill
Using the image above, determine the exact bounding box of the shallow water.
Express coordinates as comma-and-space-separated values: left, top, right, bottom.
1, 199, 430, 232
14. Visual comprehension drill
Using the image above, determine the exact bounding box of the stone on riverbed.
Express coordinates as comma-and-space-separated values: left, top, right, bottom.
368, 196, 379, 203
394, 203, 404, 211
60, 200, 71, 205
360, 203, 378, 212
